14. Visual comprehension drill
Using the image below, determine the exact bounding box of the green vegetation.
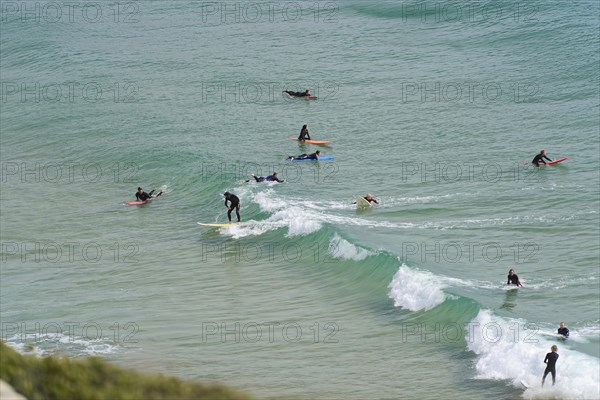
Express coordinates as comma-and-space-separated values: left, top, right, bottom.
0, 342, 252, 400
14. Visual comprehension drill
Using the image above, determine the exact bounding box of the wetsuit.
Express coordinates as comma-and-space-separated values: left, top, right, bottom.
365, 197, 379, 204
507, 274, 522, 287
532, 153, 552, 166
288, 152, 319, 161
298, 127, 311, 141
285, 90, 309, 97
558, 327, 569, 337
224, 193, 241, 222
252, 174, 284, 183
135, 189, 158, 201
542, 352, 559, 385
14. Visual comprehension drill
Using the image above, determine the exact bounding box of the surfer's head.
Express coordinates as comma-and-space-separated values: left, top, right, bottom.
305, 89, 310, 94
551, 345, 558, 352
224, 191, 230, 197
559, 322, 566, 328
541, 149, 546, 155
508, 269, 514, 275
315, 150, 320, 155
273, 172, 278, 176
366, 193, 373, 200
137, 187, 143, 192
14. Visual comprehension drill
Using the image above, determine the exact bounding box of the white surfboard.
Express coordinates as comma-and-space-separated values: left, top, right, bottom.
356, 196, 371, 208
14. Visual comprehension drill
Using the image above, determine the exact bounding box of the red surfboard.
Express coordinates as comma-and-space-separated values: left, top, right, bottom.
546, 157, 568, 165
287, 136, 331, 145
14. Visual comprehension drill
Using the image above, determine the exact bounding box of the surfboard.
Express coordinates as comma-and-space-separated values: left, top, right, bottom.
197, 222, 236, 227
287, 136, 331, 145
283, 93, 317, 100
356, 196, 371, 208
547, 157, 568, 165
287, 155, 335, 161
127, 201, 147, 205
520, 380, 530, 389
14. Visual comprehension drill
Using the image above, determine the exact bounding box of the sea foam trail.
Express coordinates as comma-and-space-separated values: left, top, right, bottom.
467, 310, 600, 399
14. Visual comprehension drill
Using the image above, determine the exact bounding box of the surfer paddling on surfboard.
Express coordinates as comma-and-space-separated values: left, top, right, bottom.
287, 150, 320, 161
224, 192, 241, 223
135, 187, 162, 202
298, 124, 311, 141
507, 268, 523, 287
284, 89, 310, 97
532, 149, 552, 166
247, 172, 285, 183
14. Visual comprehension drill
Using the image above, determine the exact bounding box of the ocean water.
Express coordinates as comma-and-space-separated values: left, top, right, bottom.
1, 1, 599, 399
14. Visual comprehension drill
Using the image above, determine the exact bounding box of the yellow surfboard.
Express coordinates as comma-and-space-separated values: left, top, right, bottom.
197, 222, 235, 227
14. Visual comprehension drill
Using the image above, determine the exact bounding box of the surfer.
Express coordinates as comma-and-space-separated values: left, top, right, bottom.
284, 89, 310, 97
532, 150, 552, 166
353, 194, 380, 205
506, 268, 523, 287
542, 345, 559, 386
558, 322, 570, 338
135, 187, 162, 202
247, 172, 285, 183
287, 150, 320, 161
298, 124, 311, 141
224, 192, 241, 223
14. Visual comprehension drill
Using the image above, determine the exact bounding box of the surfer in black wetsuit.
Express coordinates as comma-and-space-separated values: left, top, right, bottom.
507, 268, 523, 287
135, 187, 162, 202
298, 124, 311, 141
287, 150, 320, 161
558, 322, 570, 338
532, 150, 552, 166
542, 345, 559, 386
224, 191, 241, 223
247, 172, 285, 183
284, 89, 310, 97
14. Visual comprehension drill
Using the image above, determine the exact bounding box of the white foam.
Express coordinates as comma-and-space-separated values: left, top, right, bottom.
4, 332, 120, 357
329, 234, 373, 261
466, 310, 600, 399
388, 264, 447, 311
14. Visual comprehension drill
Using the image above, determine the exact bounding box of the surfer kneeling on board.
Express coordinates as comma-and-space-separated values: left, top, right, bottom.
287, 150, 320, 161
248, 172, 285, 183
298, 124, 311, 141
558, 322, 569, 338
135, 187, 162, 202
542, 345, 559, 386
507, 268, 523, 287
224, 192, 241, 223
532, 149, 552, 166
284, 89, 310, 97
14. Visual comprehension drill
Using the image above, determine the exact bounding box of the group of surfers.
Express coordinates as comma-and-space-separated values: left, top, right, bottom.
506, 267, 570, 386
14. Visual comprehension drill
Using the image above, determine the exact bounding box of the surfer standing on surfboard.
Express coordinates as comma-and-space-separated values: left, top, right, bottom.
532, 150, 552, 166
298, 124, 311, 141
542, 345, 559, 386
507, 268, 523, 287
224, 192, 241, 223
135, 187, 162, 202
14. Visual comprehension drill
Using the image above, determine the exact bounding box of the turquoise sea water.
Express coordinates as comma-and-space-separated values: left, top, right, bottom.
1, 1, 599, 399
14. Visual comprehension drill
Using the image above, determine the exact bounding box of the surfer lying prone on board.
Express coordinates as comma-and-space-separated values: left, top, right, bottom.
298, 124, 311, 141
353, 194, 380, 205
246, 172, 285, 183
532, 149, 552, 166
507, 268, 523, 287
135, 187, 162, 201
224, 192, 241, 223
284, 89, 310, 97
287, 150, 320, 161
